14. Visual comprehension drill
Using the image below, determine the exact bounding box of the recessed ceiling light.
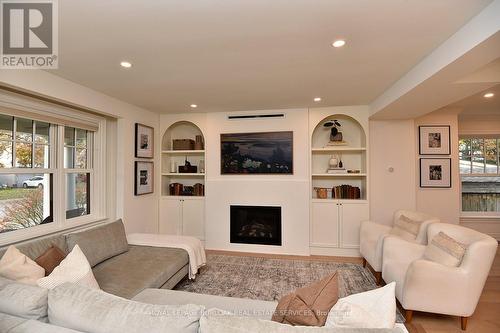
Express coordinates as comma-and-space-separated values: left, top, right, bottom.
190, 104, 198, 108
120, 61, 132, 68
332, 40, 346, 48
313, 97, 322, 102
483, 92, 494, 98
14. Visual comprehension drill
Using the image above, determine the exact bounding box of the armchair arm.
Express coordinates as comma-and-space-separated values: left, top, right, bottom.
382, 236, 426, 265
403, 259, 471, 316
360, 220, 391, 244
415, 219, 439, 245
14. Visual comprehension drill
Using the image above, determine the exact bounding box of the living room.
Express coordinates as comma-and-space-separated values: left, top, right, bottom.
0, 1, 499, 333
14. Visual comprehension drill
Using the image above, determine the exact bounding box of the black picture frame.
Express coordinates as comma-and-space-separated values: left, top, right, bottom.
134, 161, 154, 195
135, 123, 154, 158
419, 158, 452, 188
418, 125, 451, 155
220, 131, 293, 174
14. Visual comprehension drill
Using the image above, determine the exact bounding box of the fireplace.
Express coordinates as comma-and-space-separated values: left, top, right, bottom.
230, 205, 282, 246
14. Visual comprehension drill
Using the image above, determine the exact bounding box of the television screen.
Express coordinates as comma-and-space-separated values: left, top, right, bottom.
221, 131, 293, 174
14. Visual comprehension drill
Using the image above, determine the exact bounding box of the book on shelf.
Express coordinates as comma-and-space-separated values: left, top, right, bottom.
332, 184, 361, 199
327, 168, 347, 174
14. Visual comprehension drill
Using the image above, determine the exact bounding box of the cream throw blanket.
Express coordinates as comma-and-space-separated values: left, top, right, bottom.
126, 233, 206, 279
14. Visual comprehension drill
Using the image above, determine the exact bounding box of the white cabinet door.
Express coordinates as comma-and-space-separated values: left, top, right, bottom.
159, 199, 182, 235
182, 199, 205, 240
311, 202, 339, 247
340, 202, 369, 248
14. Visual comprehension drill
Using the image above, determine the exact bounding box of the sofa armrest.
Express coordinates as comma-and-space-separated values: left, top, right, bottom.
403, 259, 471, 316
382, 236, 425, 265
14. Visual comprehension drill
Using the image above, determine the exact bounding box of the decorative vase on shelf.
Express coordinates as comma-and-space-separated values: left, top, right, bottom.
199, 159, 205, 173
329, 155, 339, 169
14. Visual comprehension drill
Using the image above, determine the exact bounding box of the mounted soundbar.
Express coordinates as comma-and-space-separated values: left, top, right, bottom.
227, 113, 285, 120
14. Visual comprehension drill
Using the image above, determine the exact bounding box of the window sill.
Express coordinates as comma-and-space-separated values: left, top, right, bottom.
0, 216, 108, 247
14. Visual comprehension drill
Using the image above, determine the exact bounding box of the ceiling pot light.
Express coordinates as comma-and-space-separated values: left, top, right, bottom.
120, 61, 132, 68
332, 40, 346, 48
483, 92, 494, 98
190, 104, 198, 108
314, 97, 322, 102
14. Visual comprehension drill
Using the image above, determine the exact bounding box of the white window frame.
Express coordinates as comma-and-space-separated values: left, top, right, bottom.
0, 92, 107, 246
459, 134, 500, 218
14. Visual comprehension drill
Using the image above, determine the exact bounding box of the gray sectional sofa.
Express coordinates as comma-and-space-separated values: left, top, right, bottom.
0, 219, 408, 333
0, 219, 189, 299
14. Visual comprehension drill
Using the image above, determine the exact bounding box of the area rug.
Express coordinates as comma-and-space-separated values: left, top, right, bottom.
175, 253, 405, 322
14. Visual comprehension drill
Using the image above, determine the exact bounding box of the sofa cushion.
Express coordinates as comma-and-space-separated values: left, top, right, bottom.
272, 272, 339, 326
423, 231, 467, 267
0, 246, 45, 285
0, 234, 68, 261
133, 289, 278, 320
37, 245, 100, 290
325, 282, 396, 329
0, 313, 82, 333
35, 245, 67, 276
0, 277, 48, 321
199, 312, 404, 332
92, 245, 189, 299
48, 283, 203, 333
65, 219, 129, 267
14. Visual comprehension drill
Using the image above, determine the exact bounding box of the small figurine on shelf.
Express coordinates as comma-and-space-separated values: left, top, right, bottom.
323, 119, 347, 146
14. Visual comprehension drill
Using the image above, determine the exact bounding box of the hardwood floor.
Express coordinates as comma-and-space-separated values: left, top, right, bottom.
206, 248, 500, 332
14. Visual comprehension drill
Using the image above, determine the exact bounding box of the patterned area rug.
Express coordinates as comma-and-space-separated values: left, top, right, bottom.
175, 253, 405, 322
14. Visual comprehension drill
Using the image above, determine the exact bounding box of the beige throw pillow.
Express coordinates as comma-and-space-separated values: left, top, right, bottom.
37, 245, 100, 290
389, 215, 422, 242
0, 246, 45, 285
424, 232, 467, 267
272, 272, 339, 326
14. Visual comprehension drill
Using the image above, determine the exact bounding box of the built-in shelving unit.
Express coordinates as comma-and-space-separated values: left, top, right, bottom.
309, 108, 370, 257
161, 121, 206, 197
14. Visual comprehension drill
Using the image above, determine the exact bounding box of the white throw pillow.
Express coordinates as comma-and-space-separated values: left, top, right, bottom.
0, 246, 45, 285
324, 282, 396, 329
37, 245, 99, 290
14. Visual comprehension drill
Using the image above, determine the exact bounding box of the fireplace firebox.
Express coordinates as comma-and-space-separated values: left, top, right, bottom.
230, 205, 282, 246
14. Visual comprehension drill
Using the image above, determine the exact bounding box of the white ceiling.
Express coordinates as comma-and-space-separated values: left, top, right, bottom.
454, 83, 500, 116
50, 0, 493, 114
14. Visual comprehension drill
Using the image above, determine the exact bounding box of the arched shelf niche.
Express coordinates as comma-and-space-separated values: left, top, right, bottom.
310, 114, 367, 200
161, 121, 205, 197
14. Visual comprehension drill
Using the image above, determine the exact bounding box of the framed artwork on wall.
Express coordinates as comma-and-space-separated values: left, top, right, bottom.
419, 125, 450, 155
135, 123, 154, 158
135, 161, 154, 195
420, 158, 451, 188
220, 131, 293, 174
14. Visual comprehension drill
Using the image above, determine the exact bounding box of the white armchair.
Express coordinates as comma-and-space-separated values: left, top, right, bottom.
359, 210, 439, 284
382, 223, 498, 330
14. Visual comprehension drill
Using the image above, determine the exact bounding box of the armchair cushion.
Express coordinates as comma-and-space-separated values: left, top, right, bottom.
359, 221, 391, 272
423, 232, 466, 267
389, 215, 421, 242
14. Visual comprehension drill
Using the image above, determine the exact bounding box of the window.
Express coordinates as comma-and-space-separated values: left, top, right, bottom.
64, 126, 92, 219
460, 137, 500, 215
0, 112, 102, 238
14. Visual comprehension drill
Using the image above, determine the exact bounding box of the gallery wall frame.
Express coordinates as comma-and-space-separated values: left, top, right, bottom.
135, 161, 154, 195
135, 123, 154, 158
419, 158, 452, 188
419, 125, 451, 155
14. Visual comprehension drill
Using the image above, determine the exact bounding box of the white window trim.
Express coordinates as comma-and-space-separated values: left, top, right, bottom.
0, 93, 108, 246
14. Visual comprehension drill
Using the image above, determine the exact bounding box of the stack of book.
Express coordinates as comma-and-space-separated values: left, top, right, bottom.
332, 185, 361, 199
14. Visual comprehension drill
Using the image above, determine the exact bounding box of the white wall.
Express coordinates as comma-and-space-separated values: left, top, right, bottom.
0, 70, 161, 234
369, 120, 416, 225
415, 111, 461, 224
